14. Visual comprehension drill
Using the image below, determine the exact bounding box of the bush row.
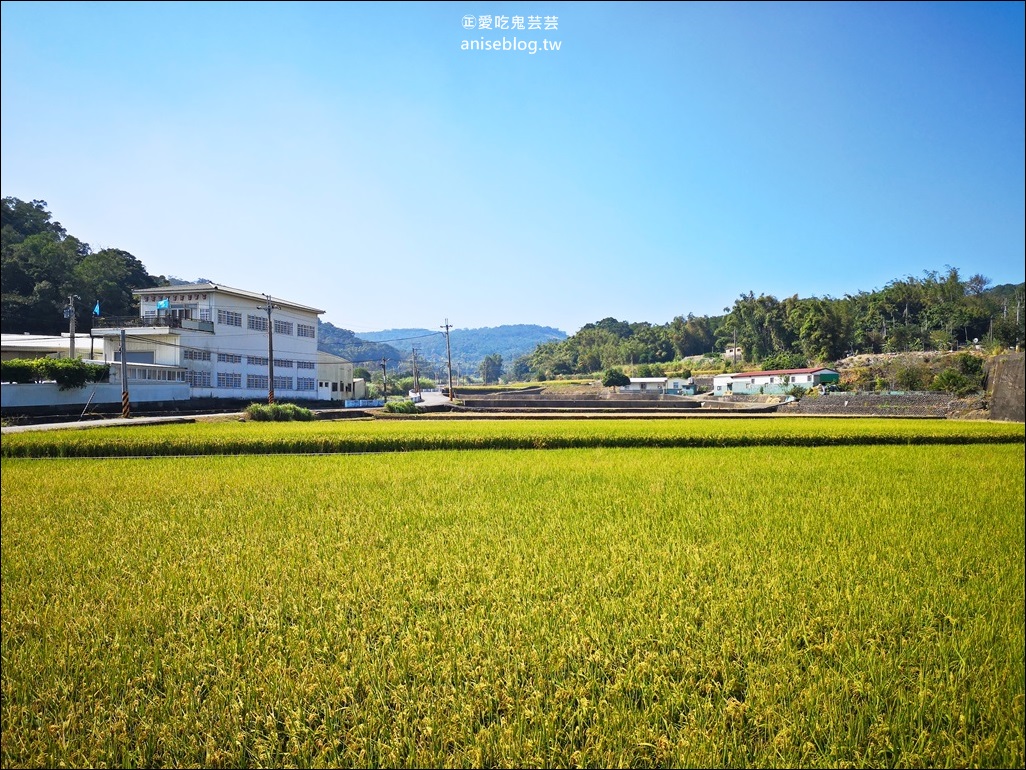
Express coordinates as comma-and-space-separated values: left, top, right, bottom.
1, 357, 110, 390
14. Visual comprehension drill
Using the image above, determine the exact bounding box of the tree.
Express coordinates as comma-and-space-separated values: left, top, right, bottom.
2, 198, 161, 334
793, 298, 851, 362
479, 353, 503, 384
509, 356, 533, 382
602, 368, 630, 388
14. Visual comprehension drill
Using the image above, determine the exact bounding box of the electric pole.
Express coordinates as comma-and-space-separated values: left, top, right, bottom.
120, 328, 130, 418
380, 358, 388, 400
411, 346, 421, 396
259, 295, 280, 404
65, 295, 80, 358
442, 319, 454, 401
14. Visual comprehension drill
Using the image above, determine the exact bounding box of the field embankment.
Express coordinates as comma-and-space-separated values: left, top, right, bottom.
1, 417, 1022, 458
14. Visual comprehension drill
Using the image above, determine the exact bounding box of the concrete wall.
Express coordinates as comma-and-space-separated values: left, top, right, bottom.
987, 353, 1025, 423
778, 392, 954, 417
2, 380, 190, 410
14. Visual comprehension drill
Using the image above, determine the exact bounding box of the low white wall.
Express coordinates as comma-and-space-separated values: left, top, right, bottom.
1, 381, 191, 408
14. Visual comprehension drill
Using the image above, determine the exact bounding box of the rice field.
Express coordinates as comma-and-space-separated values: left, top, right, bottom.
1, 422, 1024, 767
1, 416, 1022, 458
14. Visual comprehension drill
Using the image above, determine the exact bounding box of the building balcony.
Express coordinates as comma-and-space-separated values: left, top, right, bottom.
92, 316, 215, 333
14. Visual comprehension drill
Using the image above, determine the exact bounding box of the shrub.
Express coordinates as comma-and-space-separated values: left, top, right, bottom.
954, 352, 984, 378
383, 400, 420, 414
932, 368, 979, 397
1, 358, 109, 390
244, 402, 315, 421
895, 365, 933, 392
1, 359, 38, 384
761, 352, 808, 371
393, 377, 437, 393
787, 385, 809, 398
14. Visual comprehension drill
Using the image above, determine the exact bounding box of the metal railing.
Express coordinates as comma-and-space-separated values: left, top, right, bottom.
92, 316, 214, 333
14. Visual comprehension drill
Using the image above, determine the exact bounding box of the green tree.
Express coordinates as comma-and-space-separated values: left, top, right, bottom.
478, 353, 503, 384
793, 298, 851, 362
2, 198, 161, 334
602, 368, 630, 388
73, 248, 157, 320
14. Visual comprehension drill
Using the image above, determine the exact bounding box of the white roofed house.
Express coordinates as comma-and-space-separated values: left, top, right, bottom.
622, 377, 668, 393
91, 283, 327, 402
713, 367, 841, 396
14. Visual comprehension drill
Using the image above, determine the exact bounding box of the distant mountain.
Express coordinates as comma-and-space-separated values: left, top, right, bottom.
317, 321, 404, 369
356, 325, 568, 373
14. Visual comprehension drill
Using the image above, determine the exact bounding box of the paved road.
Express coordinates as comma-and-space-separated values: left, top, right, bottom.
1, 414, 209, 434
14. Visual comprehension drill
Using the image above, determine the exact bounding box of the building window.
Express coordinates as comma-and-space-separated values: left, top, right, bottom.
273, 376, 293, 391
248, 356, 269, 367
297, 323, 316, 339
217, 309, 242, 327
297, 377, 316, 391
247, 374, 269, 390
297, 360, 316, 370
188, 371, 211, 388
199, 309, 212, 322
217, 353, 243, 364
248, 315, 268, 332
217, 372, 242, 388
273, 358, 294, 369
183, 349, 211, 361
273, 319, 293, 336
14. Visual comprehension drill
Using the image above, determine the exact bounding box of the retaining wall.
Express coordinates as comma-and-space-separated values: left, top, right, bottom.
987, 353, 1024, 422
778, 392, 957, 418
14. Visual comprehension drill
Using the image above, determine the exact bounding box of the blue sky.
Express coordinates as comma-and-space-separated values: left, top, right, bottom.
2, 1, 1023, 335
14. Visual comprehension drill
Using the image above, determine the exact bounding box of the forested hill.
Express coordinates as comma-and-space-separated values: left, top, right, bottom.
1, 197, 165, 333
317, 322, 405, 369
355, 325, 568, 371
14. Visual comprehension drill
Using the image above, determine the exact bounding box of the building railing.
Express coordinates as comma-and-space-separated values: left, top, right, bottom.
92, 316, 214, 333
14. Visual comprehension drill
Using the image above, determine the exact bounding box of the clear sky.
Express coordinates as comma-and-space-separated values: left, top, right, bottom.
2, 1, 1023, 335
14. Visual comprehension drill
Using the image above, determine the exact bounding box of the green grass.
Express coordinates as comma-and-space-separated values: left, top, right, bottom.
2, 442, 1023, 768
1, 417, 1022, 458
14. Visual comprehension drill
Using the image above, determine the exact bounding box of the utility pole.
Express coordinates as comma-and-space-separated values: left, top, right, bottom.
380, 358, 388, 400
411, 346, 421, 396
120, 328, 130, 418
442, 319, 454, 401
259, 295, 280, 404
64, 295, 80, 358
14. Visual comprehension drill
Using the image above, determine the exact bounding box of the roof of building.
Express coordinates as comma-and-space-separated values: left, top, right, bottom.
133, 283, 325, 315
317, 351, 353, 364
731, 367, 838, 378
628, 377, 668, 383
1, 333, 103, 357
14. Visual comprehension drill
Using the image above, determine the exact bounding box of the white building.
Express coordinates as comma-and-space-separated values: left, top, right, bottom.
622, 377, 668, 393
620, 377, 696, 395
713, 367, 841, 396
317, 351, 365, 401
1, 333, 104, 361
92, 283, 331, 401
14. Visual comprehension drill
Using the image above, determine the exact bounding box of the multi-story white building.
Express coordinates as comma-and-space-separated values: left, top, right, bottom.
92, 283, 334, 401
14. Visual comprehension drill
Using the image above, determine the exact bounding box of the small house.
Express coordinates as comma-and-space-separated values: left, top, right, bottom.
713, 367, 840, 396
